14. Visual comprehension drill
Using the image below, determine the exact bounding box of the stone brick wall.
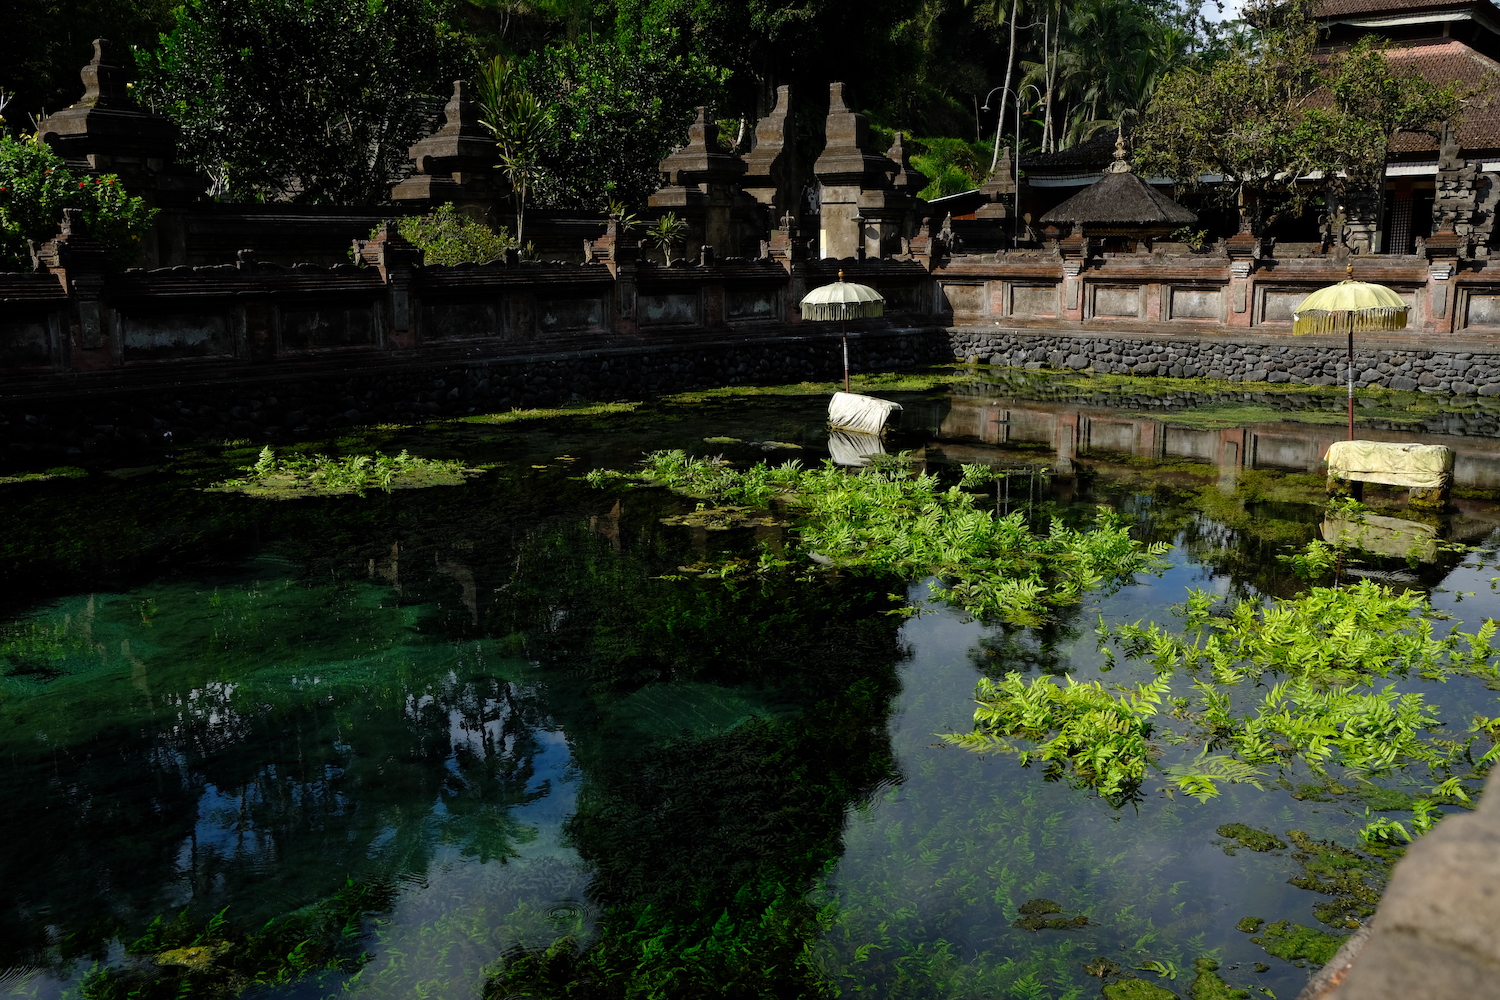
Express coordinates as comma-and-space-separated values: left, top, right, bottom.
948, 328, 1500, 396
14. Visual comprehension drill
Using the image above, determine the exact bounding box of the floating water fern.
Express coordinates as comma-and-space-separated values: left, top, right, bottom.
951, 580, 1500, 806
587, 451, 1169, 625
1112, 581, 1498, 687
944, 673, 1169, 800
212, 446, 474, 498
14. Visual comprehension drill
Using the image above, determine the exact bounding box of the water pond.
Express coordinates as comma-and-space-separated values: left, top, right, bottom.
3, 368, 1500, 1000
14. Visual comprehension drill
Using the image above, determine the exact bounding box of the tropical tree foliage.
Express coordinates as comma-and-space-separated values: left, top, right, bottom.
133, 0, 467, 203
11, 0, 1460, 217
523, 32, 727, 208
0, 0, 175, 132
1134, 0, 1464, 227
476, 53, 553, 244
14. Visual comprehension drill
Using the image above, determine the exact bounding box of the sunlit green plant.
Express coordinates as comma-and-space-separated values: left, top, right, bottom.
951, 580, 1500, 804
0, 131, 156, 268
367, 203, 516, 266
213, 445, 473, 498
588, 451, 1169, 624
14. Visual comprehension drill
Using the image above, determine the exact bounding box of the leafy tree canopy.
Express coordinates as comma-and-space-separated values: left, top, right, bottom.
0, 0, 175, 132
1134, 0, 1465, 225
523, 32, 728, 209
133, 0, 469, 204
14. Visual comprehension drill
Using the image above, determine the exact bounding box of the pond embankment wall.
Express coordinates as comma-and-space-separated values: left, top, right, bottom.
7, 249, 1500, 460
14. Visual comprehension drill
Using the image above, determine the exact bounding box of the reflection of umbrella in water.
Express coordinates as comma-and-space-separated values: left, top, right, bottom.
1293, 265, 1409, 440
800, 271, 884, 393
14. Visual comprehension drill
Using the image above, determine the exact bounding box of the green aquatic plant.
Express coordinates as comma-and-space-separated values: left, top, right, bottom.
1283, 829, 1400, 928
1216, 825, 1286, 854
954, 580, 1500, 802
944, 673, 1169, 801
78, 880, 395, 999
1104, 979, 1179, 999
458, 400, 642, 424
1014, 898, 1091, 932
1112, 581, 1498, 687
0, 465, 88, 485
1186, 957, 1250, 1000
211, 446, 474, 498
588, 451, 1169, 625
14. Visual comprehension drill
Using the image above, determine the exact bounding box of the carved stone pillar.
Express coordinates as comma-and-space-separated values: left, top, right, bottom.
37, 39, 206, 267
391, 81, 508, 224
353, 222, 423, 347
33, 209, 114, 369
648, 108, 748, 258
813, 83, 898, 260
742, 86, 800, 233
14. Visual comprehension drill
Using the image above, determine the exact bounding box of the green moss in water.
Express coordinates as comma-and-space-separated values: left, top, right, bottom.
1217, 824, 1287, 853
1131, 403, 1354, 431
1254, 920, 1346, 964
1013, 897, 1090, 931
0, 466, 88, 485
459, 400, 642, 424
1291, 782, 1338, 802
1188, 957, 1249, 1000
1103, 979, 1179, 1000
1085, 957, 1123, 978
1287, 829, 1397, 927
1237, 916, 1265, 934
1358, 786, 1415, 812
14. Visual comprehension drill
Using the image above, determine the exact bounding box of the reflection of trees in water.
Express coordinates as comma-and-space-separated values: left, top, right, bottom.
967, 610, 1085, 679
0, 479, 910, 997
486, 520, 908, 997
0, 600, 552, 969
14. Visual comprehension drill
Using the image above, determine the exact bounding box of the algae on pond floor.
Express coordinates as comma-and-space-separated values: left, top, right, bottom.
1216, 824, 1287, 854
1251, 920, 1347, 965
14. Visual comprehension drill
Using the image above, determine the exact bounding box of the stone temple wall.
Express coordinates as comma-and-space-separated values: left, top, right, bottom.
947, 328, 1500, 396
12, 239, 1500, 460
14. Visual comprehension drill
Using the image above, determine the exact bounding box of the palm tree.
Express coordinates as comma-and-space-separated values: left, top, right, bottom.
477, 54, 554, 250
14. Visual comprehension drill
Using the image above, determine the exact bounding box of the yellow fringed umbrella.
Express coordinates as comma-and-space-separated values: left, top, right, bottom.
1292, 265, 1410, 440
800, 271, 885, 392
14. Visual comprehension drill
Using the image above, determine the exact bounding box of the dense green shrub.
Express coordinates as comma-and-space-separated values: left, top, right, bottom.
370, 204, 517, 266
0, 133, 155, 269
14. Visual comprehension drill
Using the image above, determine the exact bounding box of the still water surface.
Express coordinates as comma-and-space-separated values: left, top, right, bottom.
3, 371, 1499, 999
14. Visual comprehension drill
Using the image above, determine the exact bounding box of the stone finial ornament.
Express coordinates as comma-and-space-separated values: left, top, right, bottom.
1107, 130, 1132, 174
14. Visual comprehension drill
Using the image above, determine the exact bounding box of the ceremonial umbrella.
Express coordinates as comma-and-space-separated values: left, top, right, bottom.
800, 271, 884, 392
1293, 265, 1409, 440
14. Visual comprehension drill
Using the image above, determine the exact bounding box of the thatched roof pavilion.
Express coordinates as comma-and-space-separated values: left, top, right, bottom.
1039, 136, 1197, 241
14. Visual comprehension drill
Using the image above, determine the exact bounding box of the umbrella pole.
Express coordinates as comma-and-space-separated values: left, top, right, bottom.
1347, 328, 1354, 441
842, 319, 850, 393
